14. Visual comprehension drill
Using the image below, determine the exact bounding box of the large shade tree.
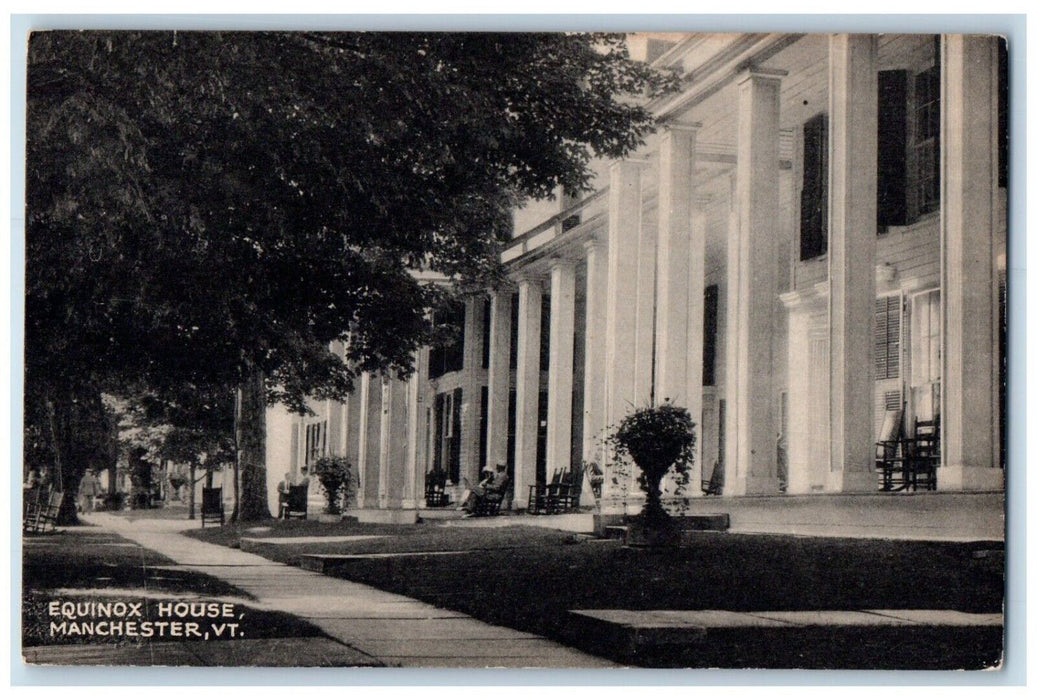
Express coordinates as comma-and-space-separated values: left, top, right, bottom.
26, 31, 677, 522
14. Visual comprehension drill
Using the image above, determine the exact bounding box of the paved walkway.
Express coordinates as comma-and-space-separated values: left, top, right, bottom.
440, 491, 1004, 542
84, 513, 617, 668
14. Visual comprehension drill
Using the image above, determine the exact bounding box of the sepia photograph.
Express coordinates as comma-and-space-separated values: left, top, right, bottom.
18, 24, 1010, 673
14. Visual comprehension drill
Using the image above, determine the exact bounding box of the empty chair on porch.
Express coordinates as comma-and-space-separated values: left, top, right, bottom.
548, 462, 585, 513
528, 467, 564, 515
702, 461, 724, 496
280, 484, 309, 519
24, 488, 63, 535
424, 470, 450, 507
907, 416, 939, 491
200, 486, 224, 527
875, 409, 907, 491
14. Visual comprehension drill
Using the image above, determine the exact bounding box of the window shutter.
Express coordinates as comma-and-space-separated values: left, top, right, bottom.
800, 113, 828, 260
702, 284, 719, 386
878, 70, 909, 228
875, 298, 889, 379
875, 296, 901, 380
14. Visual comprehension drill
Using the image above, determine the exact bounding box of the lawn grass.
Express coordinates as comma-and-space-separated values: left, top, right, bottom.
187, 516, 419, 548
22, 527, 328, 649
98, 503, 200, 521
189, 521, 1004, 668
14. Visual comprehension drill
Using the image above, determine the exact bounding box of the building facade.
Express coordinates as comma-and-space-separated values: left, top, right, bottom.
266, 33, 1008, 514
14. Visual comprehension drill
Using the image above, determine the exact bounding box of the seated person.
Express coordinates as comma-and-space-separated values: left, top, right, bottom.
459, 463, 509, 514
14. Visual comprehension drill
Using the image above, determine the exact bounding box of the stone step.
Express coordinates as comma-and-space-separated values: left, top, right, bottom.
568, 608, 1004, 661
346, 509, 420, 525
299, 551, 470, 573
603, 526, 628, 540
239, 534, 386, 554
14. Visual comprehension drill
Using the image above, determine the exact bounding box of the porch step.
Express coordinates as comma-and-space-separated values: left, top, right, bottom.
603, 526, 628, 540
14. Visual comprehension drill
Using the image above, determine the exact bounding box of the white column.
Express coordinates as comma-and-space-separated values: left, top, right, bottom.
460, 297, 485, 482
605, 159, 647, 429
513, 277, 543, 508
402, 351, 426, 509
486, 290, 513, 468
546, 259, 577, 476
356, 372, 382, 508
633, 174, 658, 408
940, 35, 1002, 491
725, 68, 784, 495
827, 34, 878, 492
582, 238, 608, 462
655, 123, 700, 405
654, 123, 706, 493
380, 376, 410, 508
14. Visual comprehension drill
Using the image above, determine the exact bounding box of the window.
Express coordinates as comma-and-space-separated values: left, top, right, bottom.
910, 290, 940, 387
304, 421, 327, 466
913, 65, 941, 216
429, 302, 465, 379
702, 284, 719, 386
878, 70, 910, 229
800, 113, 828, 260
875, 296, 901, 381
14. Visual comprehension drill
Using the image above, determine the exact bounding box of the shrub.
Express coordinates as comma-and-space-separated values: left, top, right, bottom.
311, 455, 355, 515
606, 402, 695, 529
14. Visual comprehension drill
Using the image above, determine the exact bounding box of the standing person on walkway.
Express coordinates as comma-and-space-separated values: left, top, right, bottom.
78, 471, 100, 513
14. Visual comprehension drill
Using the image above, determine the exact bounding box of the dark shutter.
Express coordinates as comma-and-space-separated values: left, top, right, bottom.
702, 284, 719, 386
481, 297, 491, 369
800, 113, 828, 260
539, 294, 551, 371
449, 387, 462, 483
478, 385, 489, 470
875, 296, 901, 380
509, 292, 519, 370
878, 70, 909, 229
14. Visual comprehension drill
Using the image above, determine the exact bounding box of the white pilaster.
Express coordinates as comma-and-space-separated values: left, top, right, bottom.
582, 238, 608, 463
486, 290, 513, 469
827, 34, 879, 493
940, 35, 1003, 490
546, 259, 577, 476
605, 159, 647, 429
513, 278, 543, 508
725, 68, 784, 495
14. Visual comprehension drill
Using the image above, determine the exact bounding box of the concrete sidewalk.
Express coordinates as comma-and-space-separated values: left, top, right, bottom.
85, 512, 618, 668
439, 491, 1004, 542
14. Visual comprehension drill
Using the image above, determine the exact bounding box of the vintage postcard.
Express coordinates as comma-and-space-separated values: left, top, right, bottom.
20, 26, 1008, 672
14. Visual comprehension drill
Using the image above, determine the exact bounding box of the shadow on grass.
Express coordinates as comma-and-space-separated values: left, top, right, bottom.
22, 528, 328, 649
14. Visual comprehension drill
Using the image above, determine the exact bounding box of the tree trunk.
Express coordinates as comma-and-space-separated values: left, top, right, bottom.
45, 387, 104, 525
236, 367, 270, 521
188, 462, 197, 520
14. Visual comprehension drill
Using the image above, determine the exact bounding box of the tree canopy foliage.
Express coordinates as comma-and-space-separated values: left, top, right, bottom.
25, 31, 677, 520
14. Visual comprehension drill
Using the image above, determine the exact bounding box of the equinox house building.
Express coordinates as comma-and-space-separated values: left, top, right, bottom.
266, 33, 1008, 515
